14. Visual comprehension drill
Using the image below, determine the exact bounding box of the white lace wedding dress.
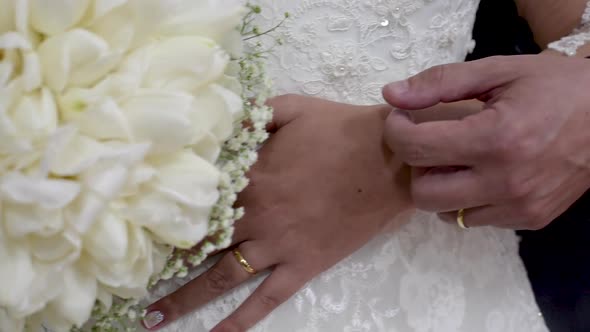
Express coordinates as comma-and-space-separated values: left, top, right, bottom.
151, 0, 549, 331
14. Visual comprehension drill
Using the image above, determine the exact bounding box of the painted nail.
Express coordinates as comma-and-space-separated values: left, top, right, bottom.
143, 311, 165, 329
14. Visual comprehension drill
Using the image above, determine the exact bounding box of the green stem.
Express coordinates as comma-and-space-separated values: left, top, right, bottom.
243, 17, 287, 41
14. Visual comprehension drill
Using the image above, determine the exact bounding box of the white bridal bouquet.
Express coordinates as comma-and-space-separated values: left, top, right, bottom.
0, 1, 279, 331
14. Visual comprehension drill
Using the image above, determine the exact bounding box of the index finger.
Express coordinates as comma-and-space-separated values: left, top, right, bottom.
384, 108, 495, 167
382, 55, 528, 110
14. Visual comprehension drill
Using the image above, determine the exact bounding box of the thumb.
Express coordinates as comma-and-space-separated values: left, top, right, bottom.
382, 56, 524, 110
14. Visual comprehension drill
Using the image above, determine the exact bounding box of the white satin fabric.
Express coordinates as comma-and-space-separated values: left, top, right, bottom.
151, 1, 549, 331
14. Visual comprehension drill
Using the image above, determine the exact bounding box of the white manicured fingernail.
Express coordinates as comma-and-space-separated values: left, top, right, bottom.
143, 311, 165, 329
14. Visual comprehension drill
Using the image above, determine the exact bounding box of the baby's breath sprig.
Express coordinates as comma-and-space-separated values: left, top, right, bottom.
157, 1, 281, 280
78, 4, 286, 331
242, 8, 289, 42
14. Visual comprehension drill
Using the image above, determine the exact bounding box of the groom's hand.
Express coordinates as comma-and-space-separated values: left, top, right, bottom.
383, 54, 590, 230
143, 95, 412, 331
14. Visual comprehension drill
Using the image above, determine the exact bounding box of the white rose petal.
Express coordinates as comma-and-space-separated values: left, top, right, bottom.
21, 52, 42, 91
191, 132, 222, 163
75, 98, 132, 140
0, 237, 34, 310
37, 29, 120, 92
141, 36, 230, 92
10, 88, 57, 137
68, 192, 107, 234
49, 133, 105, 175
0, 172, 80, 209
145, 215, 208, 250
157, 0, 244, 55
84, 163, 128, 199
19, 263, 64, 317
120, 164, 156, 196
91, 0, 129, 19
95, 287, 113, 312
41, 306, 76, 332
94, 225, 155, 298
190, 86, 233, 144
125, 192, 208, 248
0, 109, 33, 156
89, 0, 170, 52
4, 203, 63, 238
0, 31, 32, 51
59, 74, 140, 122
29, 230, 81, 265
154, 151, 220, 207
84, 212, 129, 263
207, 84, 245, 140
0, 0, 16, 34
0, 308, 24, 332
48, 266, 97, 328
0, 62, 13, 86
30, 0, 91, 35
123, 91, 195, 154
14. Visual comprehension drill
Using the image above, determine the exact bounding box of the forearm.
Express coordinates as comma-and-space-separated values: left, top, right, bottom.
516, 0, 590, 57
515, 0, 589, 49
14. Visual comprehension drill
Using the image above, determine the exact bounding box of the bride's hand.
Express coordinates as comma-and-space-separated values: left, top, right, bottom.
142, 94, 412, 331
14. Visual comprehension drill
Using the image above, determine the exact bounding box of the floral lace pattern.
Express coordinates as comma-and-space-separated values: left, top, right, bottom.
254, 0, 478, 105
149, 1, 549, 331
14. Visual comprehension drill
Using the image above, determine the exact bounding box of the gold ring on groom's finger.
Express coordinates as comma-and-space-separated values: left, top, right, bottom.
233, 249, 257, 275
457, 209, 469, 229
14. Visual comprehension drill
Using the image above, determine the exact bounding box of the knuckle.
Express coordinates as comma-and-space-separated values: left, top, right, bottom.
490, 121, 537, 163
205, 268, 230, 294
268, 94, 299, 112
384, 116, 407, 146
280, 93, 301, 104
428, 64, 447, 88
407, 64, 446, 92
485, 56, 523, 76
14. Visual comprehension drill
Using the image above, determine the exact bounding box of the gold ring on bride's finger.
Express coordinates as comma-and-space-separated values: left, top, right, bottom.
232, 249, 257, 275
457, 209, 469, 229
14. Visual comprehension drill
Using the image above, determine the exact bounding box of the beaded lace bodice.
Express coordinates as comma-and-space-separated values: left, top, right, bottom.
150, 1, 549, 331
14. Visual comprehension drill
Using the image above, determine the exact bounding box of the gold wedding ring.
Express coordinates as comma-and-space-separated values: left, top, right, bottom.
457, 209, 469, 229
232, 249, 257, 275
